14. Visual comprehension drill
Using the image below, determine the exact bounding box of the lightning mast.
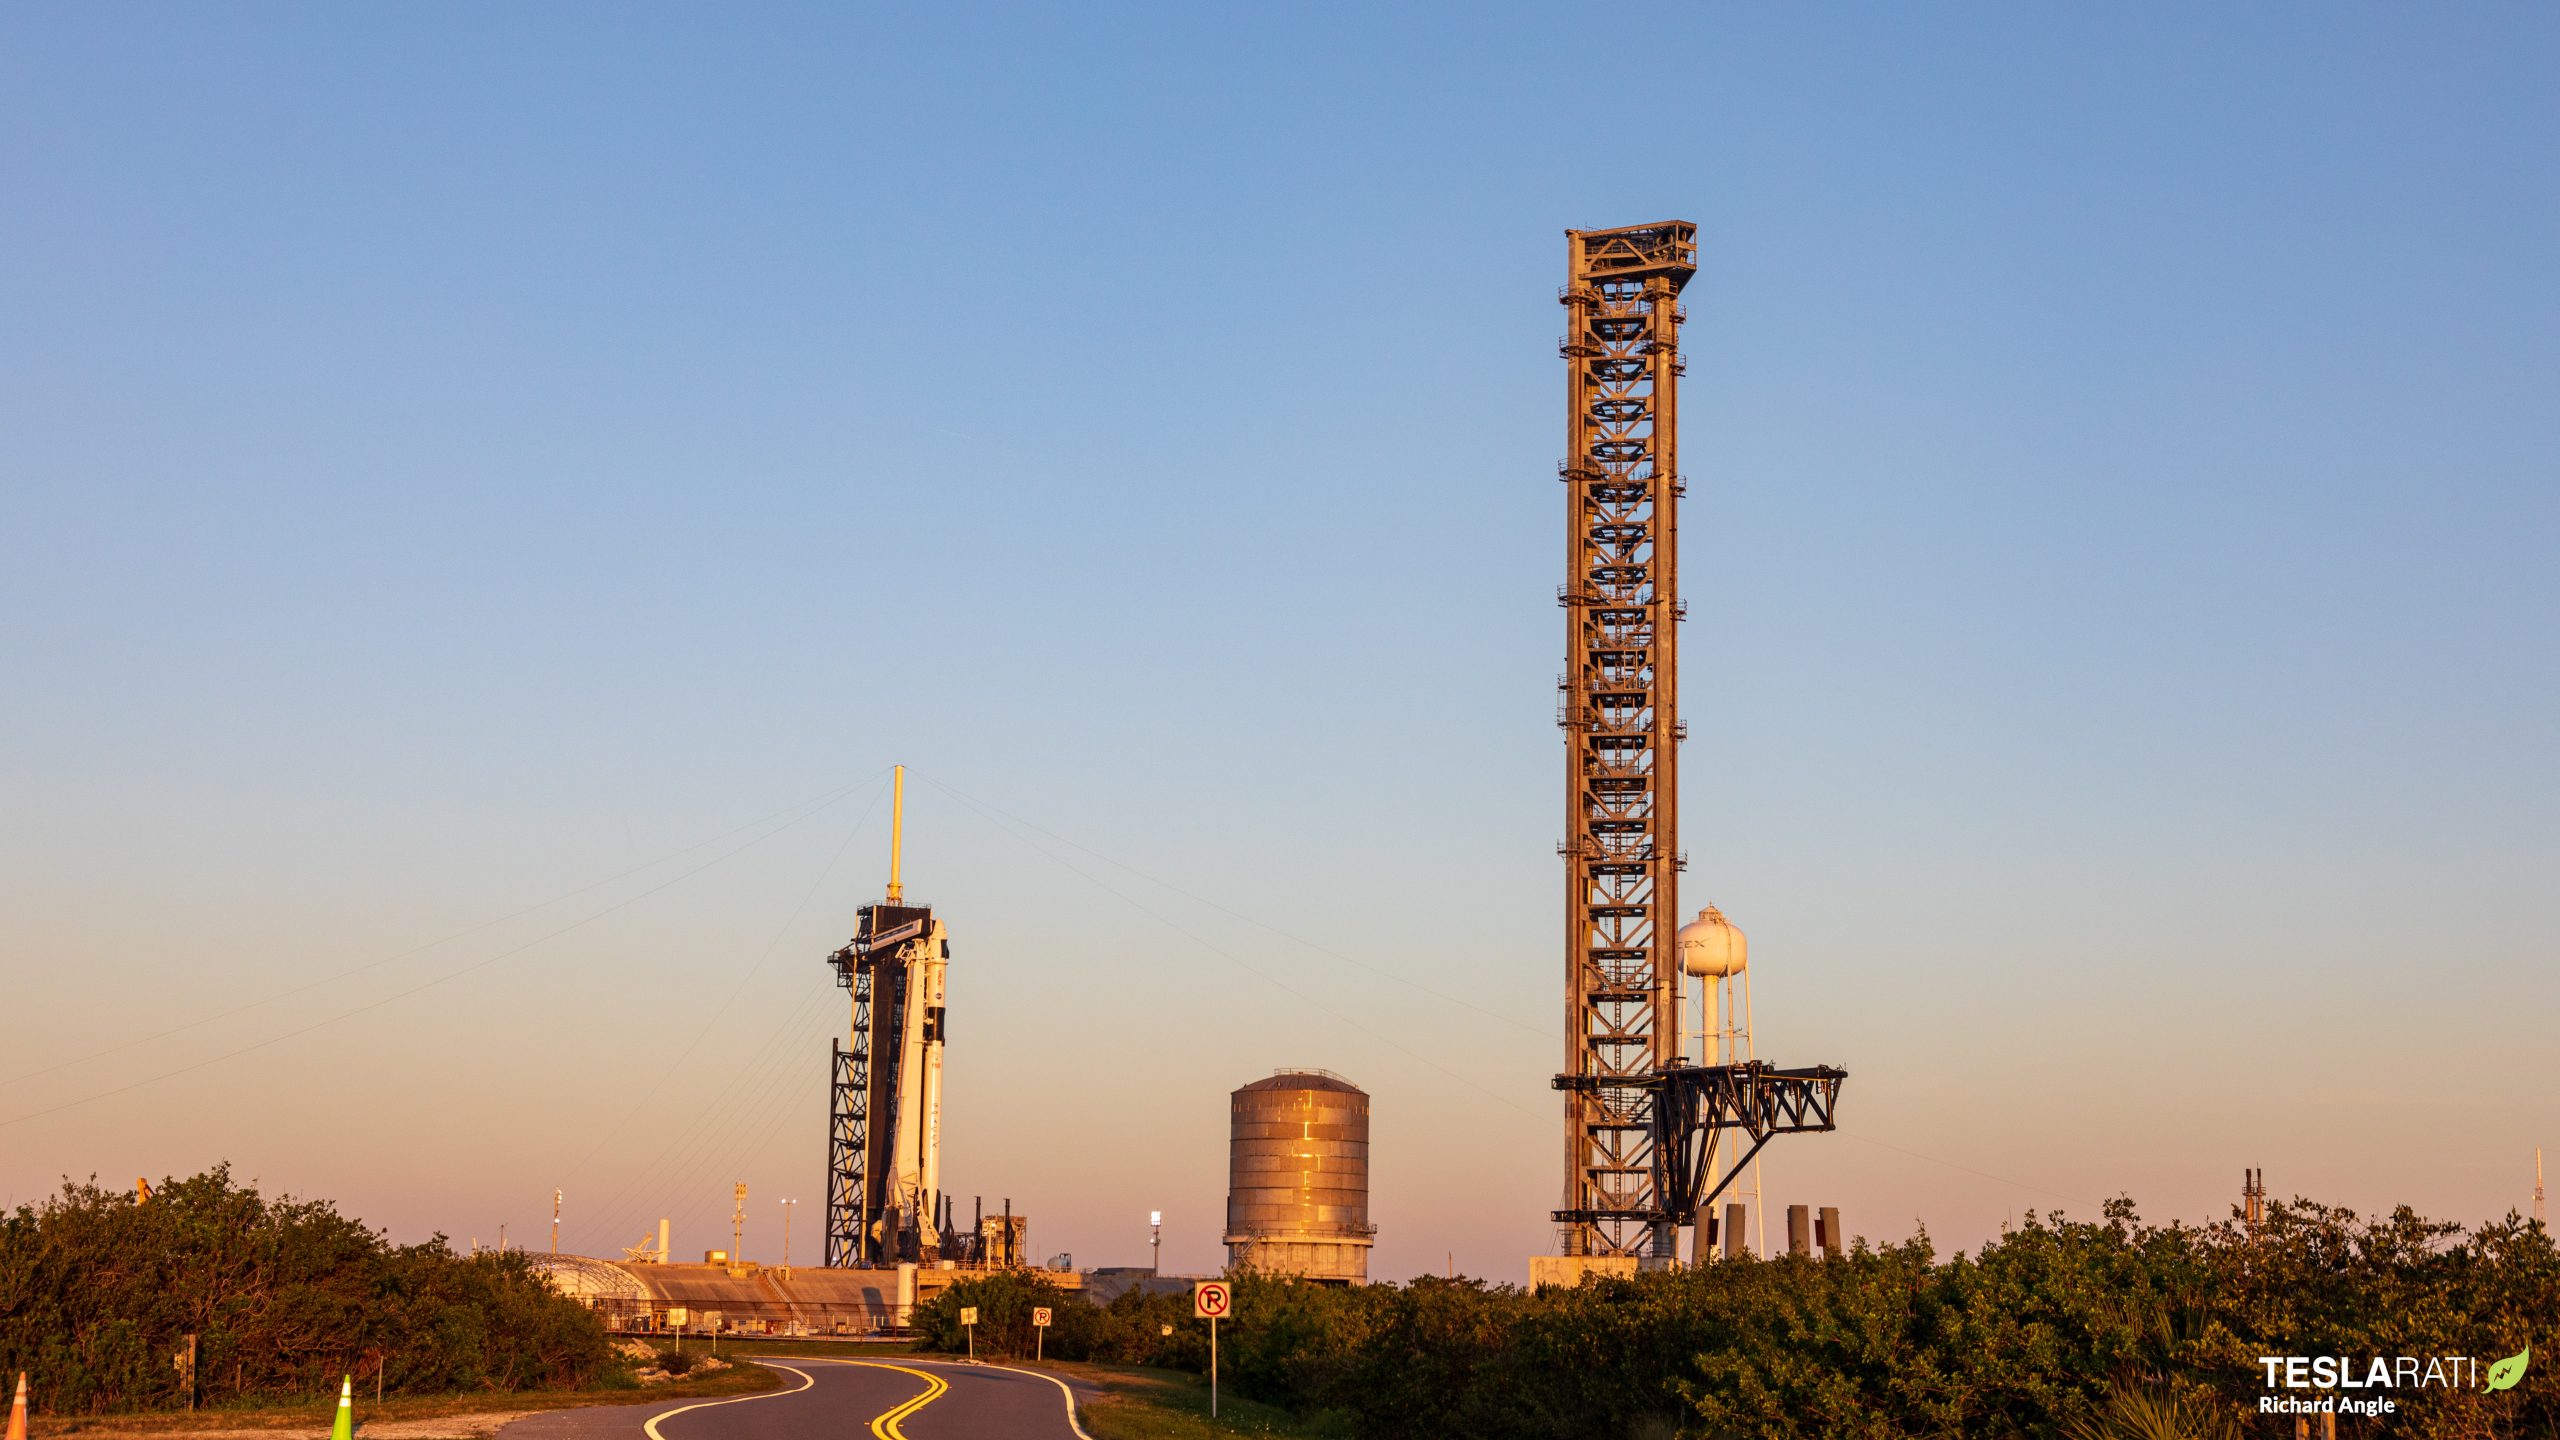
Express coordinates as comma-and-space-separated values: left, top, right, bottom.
825, 766, 952, 1266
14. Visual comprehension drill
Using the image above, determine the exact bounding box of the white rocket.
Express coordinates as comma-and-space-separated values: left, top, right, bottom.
864, 764, 949, 1259
887, 916, 947, 1236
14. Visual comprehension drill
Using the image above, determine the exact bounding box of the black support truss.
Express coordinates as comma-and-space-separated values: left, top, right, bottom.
1553, 1062, 1848, 1229
823, 1001, 869, 1267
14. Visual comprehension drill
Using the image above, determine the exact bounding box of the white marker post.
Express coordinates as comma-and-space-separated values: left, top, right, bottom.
1193, 1281, 1232, 1419
1032, 1306, 1051, 1363
960, 1305, 978, 1362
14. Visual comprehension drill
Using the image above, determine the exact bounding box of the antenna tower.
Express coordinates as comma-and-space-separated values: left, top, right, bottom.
2536, 1148, 2547, 1227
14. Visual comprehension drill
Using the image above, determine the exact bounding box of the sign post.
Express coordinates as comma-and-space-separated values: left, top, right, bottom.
1032, 1306, 1051, 1363
960, 1306, 978, 1362
1193, 1281, 1232, 1418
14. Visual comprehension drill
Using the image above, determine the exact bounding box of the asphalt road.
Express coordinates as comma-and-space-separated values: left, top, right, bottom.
499, 1359, 1091, 1440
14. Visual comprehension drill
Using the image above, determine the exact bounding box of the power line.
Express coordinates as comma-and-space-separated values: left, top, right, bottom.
554, 772, 892, 1191
0, 774, 877, 1091
579, 980, 841, 1252
927, 775, 2099, 1218
0, 782, 871, 1132
921, 775, 1555, 1040
935, 776, 1544, 1121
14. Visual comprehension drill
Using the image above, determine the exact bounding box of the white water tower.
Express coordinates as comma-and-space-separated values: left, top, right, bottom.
1675, 904, 1764, 1258
1677, 904, 1747, 1064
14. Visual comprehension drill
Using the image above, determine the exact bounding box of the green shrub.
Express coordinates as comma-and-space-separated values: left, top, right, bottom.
911, 1269, 1100, 1360
0, 1166, 615, 1413
913, 1199, 2558, 1440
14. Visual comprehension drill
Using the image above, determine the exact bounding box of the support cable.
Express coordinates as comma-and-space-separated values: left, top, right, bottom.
554, 771, 892, 1195
933, 776, 1545, 1121
579, 980, 841, 1251
0, 781, 872, 1132
0, 775, 877, 1091
918, 775, 1554, 1040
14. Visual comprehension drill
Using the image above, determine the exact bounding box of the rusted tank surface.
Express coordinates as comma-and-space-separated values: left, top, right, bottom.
1222, 1068, 1375, 1284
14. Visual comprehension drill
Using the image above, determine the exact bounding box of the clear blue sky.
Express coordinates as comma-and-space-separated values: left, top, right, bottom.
3, 4, 2553, 1280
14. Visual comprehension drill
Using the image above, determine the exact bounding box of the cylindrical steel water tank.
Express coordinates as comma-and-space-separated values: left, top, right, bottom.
1222, 1069, 1375, 1284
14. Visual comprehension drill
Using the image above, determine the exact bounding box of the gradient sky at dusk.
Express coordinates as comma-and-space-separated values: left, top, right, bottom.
4, 4, 2554, 1281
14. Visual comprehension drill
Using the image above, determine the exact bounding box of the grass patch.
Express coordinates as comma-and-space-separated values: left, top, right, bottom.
1058, 1365, 1350, 1440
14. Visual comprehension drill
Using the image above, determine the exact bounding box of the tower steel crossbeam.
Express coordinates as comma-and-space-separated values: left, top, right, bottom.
1554, 222, 1697, 1261
824, 1032, 866, 1267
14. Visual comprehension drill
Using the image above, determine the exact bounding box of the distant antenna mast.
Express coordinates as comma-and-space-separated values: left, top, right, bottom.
2536, 1148, 2547, 1227
886, 765, 906, 903
551, 1188, 561, 1255
731, 1181, 748, 1264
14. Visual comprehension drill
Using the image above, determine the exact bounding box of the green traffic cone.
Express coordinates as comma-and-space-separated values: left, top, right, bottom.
330, 1376, 353, 1440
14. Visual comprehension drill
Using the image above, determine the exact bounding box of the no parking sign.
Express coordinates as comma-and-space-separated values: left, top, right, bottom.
1194, 1281, 1233, 1418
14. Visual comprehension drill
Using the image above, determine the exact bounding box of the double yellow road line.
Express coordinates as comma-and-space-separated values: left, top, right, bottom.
845, 1361, 949, 1440
643, 1356, 961, 1440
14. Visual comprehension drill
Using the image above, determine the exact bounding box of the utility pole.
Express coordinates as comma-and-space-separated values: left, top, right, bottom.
552, 1188, 561, 1255
779, 1199, 797, 1269
732, 1182, 748, 1266
2536, 1148, 2547, 1227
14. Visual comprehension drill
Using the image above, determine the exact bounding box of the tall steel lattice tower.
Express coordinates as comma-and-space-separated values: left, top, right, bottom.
824, 767, 951, 1268
1554, 223, 1697, 1261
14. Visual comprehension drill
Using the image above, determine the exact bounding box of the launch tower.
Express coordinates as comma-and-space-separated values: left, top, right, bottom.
1551, 224, 1846, 1266
825, 767, 952, 1267
1553, 223, 1697, 1261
